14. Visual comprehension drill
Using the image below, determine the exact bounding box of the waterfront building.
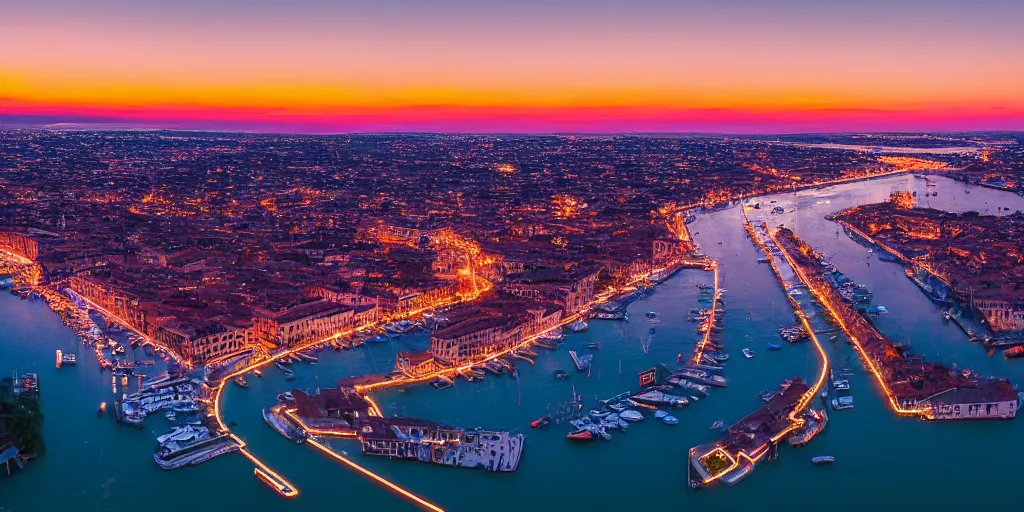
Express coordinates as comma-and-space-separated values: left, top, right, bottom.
292, 387, 371, 430
67, 275, 148, 332
394, 351, 443, 378
356, 417, 524, 472
153, 320, 256, 365
925, 385, 1019, 420
0, 231, 40, 260
428, 301, 560, 366
974, 299, 1024, 332
504, 265, 599, 314
253, 300, 356, 349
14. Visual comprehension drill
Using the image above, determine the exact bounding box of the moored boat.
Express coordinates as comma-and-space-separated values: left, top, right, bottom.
567, 429, 595, 441
1004, 346, 1024, 359
742, 348, 754, 358
812, 456, 835, 465
619, 410, 644, 422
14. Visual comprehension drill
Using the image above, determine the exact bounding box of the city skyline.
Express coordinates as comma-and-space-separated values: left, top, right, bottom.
3, 0, 1023, 133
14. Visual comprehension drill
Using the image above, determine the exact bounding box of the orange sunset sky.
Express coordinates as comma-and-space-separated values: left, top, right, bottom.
2, 0, 1022, 132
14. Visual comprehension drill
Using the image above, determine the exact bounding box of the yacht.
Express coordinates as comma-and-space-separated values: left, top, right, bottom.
742, 348, 754, 358
165, 411, 177, 421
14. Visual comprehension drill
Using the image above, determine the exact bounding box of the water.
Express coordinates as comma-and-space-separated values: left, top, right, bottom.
3, 174, 1023, 510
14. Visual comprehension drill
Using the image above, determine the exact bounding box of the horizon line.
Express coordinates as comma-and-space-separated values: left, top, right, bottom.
2, 123, 1022, 138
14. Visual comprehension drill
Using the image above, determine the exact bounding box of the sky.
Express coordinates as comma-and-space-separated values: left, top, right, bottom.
1, 0, 1022, 133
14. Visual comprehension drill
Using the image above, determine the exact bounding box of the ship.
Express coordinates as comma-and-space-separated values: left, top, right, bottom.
263, 406, 305, 442
153, 434, 239, 470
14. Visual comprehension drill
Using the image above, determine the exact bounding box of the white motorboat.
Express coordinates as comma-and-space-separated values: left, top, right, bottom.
742, 348, 754, 359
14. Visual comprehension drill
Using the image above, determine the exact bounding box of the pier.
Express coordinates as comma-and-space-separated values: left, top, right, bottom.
688, 210, 831, 488
691, 259, 721, 364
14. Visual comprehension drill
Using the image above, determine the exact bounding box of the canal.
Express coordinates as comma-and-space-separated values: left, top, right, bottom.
2, 174, 1023, 510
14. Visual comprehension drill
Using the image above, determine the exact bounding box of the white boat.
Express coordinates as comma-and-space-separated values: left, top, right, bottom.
812, 455, 835, 465
619, 410, 644, 422
568, 350, 593, 371
566, 319, 588, 333
662, 415, 679, 425
742, 348, 754, 359
165, 411, 176, 421
654, 409, 667, 419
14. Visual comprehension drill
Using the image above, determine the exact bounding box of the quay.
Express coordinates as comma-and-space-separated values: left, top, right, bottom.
682, 209, 833, 488
689, 379, 811, 487
771, 226, 1018, 420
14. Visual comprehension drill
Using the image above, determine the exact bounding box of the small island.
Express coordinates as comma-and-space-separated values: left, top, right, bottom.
0, 373, 43, 476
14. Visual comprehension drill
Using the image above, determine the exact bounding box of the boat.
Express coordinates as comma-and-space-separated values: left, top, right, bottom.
253, 369, 263, 378
619, 410, 644, 422
275, 362, 295, 380
567, 429, 595, 441
653, 409, 667, 419
831, 397, 855, 411
742, 348, 754, 358
710, 420, 724, 430
812, 456, 835, 465
263, 407, 304, 442
662, 415, 679, 425
553, 369, 569, 380
97, 402, 107, 415
1004, 346, 1024, 359
631, 390, 688, 408
165, 411, 177, 421
767, 344, 782, 351
56, 349, 63, 367
483, 361, 505, 376
430, 379, 453, 390
645, 311, 657, 319
277, 391, 295, 403
233, 376, 248, 388
531, 415, 552, 428
568, 350, 594, 371
566, 319, 588, 332
675, 369, 727, 387
594, 311, 628, 321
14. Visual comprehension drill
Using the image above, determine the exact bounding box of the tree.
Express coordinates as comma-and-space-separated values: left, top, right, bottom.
10, 398, 44, 455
